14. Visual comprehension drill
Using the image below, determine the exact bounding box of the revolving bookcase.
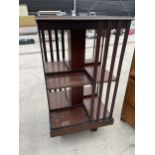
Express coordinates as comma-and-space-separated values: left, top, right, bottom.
36, 16, 132, 137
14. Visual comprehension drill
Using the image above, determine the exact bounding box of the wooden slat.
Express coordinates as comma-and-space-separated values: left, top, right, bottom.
55, 29, 60, 61
61, 29, 65, 60
83, 97, 109, 120
41, 30, 48, 62
48, 30, 54, 62
38, 30, 44, 54
96, 21, 112, 120
109, 21, 131, 118
90, 22, 102, 119
103, 21, 121, 119
99, 30, 105, 62
92, 30, 96, 59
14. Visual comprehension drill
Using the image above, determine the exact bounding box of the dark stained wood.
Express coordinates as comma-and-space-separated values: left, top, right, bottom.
91, 128, 98, 131
48, 87, 97, 111
39, 30, 44, 56
109, 21, 131, 118
99, 30, 105, 62
96, 21, 112, 120
45, 59, 103, 74
70, 86, 83, 105
92, 30, 96, 59
51, 106, 89, 129
46, 71, 90, 89
36, 16, 133, 21
103, 21, 121, 119
68, 30, 86, 105
61, 29, 65, 60
54, 29, 60, 61
90, 22, 102, 119
41, 30, 48, 62
36, 16, 133, 137
83, 97, 109, 120
68, 30, 85, 69
36, 17, 132, 31
50, 118, 113, 137
48, 30, 54, 62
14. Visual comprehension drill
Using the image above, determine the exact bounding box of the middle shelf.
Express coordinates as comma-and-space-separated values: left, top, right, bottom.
46, 71, 90, 89
45, 63, 116, 90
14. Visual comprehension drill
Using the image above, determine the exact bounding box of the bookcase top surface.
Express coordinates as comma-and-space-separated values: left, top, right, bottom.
36, 15, 134, 21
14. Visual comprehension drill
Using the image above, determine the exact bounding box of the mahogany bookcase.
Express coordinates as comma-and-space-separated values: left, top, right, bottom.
36, 16, 133, 137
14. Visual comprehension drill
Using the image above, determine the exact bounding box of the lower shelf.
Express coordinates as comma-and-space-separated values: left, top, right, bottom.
48, 87, 112, 136
51, 106, 89, 129
50, 116, 114, 137
49, 94, 111, 136
48, 86, 96, 111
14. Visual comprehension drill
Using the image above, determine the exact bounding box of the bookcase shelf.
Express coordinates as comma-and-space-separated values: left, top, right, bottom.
45, 65, 116, 90
51, 106, 89, 129
46, 71, 91, 89
85, 65, 116, 83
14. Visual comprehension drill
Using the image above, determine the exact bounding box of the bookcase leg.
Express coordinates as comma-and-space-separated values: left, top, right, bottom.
91, 128, 98, 132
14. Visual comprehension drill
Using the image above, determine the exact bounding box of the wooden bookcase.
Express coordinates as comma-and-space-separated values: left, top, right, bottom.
36, 16, 133, 137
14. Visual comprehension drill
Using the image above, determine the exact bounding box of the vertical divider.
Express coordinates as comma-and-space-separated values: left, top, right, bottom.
39, 30, 44, 56
55, 29, 60, 61
96, 30, 105, 100
96, 21, 112, 120
90, 22, 102, 120
99, 30, 105, 62
92, 30, 96, 60
41, 30, 48, 62
109, 21, 131, 118
103, 21, 121, 119
48, 30, 54, 62
61, 29, 65, 60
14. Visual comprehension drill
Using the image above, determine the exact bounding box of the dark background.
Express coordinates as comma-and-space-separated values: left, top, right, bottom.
19, 0, 135, 17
